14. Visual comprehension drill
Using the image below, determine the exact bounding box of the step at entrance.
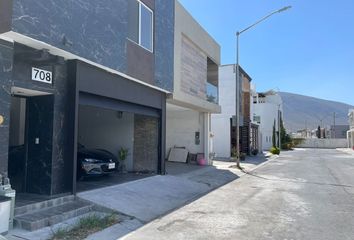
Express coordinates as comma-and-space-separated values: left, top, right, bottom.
14, 196, 94, 231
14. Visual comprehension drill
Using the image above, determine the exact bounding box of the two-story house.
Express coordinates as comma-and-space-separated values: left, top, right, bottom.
211, 64, 253, 158
166, 1, 221, 165
0, 0, 174, 197
253, 90, 283, 150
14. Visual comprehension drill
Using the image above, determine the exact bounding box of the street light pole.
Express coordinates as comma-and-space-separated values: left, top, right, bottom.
235, 32, 241, 168
278, 104, 282, 149
234, 6, 291, 168
333, 112, 336, 138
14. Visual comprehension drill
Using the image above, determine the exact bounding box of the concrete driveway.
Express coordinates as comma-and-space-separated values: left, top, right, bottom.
78, 161, 242, 223
123, 149, 354, 240
79, 156, 267, 240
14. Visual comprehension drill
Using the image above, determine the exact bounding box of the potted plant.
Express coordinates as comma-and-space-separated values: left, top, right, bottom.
118, 147, 129, 173
251, 149, 259, 156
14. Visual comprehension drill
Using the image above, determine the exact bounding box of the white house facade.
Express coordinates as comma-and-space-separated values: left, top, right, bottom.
211, 65, 254, 158
211, 65, 236, 158
253, 91, 283, 151
250, 84, 262, 150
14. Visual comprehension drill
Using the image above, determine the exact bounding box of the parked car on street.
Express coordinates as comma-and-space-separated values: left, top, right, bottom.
77, 143, 118, 179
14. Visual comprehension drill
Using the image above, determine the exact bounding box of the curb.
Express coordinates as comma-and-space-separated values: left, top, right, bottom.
238, 154, 279, 176
336, 148, 354, 156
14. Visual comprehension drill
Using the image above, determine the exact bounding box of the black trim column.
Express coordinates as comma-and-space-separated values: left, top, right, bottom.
67, 61, 78, 195
0, 40, 14, 177
160, 99, 166, 174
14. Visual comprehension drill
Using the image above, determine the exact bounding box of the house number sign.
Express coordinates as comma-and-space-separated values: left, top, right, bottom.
32, 67, 53, 84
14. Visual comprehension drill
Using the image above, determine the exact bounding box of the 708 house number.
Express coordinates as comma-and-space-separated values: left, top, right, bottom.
32, 67, 53, 84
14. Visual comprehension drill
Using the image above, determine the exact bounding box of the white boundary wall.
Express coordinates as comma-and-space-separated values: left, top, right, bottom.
297, 139, 347, 149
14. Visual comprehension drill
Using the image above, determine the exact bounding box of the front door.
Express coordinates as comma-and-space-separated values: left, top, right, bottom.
8, 93, 54, 195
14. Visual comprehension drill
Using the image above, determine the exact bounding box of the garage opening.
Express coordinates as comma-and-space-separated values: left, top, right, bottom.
76, 93, 160, 192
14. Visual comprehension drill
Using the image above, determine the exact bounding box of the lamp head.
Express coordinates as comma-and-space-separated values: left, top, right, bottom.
278, 6, 292, 13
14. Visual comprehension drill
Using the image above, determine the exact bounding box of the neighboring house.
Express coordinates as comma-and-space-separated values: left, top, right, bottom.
295, 129, 313, 139
253, 90, 283, 151
0, 0, 174, 196
239, 68, 256, 155
166, 1, 221, 165
348, 110, 354, 149
250, 84, 261, 151
211, 64, 254, 158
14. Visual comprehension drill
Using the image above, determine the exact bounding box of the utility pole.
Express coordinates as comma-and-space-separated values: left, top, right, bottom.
235, 34, 241, 169
333, 112, 336, 138
278, 105, 281, 149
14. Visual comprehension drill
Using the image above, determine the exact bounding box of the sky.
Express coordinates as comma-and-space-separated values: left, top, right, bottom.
178, 0, 354, 106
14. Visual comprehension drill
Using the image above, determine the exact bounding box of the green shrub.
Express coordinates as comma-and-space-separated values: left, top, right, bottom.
292, 138, 304, 147
270, 147, 280, 155
51, 214, 118, 240
281, 143, 293, 150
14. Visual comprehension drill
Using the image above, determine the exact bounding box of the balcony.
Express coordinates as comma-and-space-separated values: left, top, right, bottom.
206, 57, 219, 104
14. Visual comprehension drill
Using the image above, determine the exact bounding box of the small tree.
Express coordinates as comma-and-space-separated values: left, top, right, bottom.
280, 115, 287, 143
279, 116, 292, 149
277, 130, 280, 148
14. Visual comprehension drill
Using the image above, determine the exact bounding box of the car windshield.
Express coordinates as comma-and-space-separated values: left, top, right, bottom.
83, 158, 100, 163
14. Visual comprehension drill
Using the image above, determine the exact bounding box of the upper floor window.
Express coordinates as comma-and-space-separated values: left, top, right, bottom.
128, 0, 154, 52
253, 115, 261, 124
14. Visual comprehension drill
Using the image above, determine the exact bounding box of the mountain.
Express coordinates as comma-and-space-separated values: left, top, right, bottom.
279, 92, 353, 132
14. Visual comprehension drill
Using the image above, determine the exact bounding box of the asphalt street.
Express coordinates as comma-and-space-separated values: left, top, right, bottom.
123, 149, 354, 240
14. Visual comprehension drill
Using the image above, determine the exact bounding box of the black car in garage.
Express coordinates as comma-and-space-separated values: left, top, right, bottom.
77, 144, 118, 179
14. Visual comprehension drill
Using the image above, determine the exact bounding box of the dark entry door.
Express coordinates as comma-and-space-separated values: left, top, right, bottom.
8, 96, 27, 193
8, 94, 54, 194
25, 95, 54, 194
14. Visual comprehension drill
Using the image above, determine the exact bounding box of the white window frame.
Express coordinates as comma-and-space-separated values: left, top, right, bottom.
137, 0, 154, 52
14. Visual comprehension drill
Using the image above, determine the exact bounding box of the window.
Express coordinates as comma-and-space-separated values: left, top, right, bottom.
253, 115, 261, 124
128, 1, 154, 52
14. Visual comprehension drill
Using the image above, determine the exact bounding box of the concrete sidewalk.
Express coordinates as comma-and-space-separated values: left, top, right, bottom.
336, 148, 354, 156
81, 155, 270, 240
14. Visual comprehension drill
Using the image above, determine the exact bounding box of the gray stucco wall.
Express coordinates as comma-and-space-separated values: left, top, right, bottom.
10, 0, 174, 91
171, 0, 221, 113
